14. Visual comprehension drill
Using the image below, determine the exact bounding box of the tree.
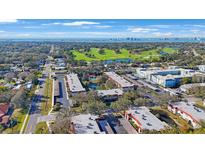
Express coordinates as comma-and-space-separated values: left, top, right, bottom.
84, 100, 107, 115
0, 86, 8, 93
111, 95, 133, 112
99, 49, 105, 55
181, 77, 192, 85
105, 79, 117, 89
10, 88, 29, 109
51, 108, 74, 134
133, 98, 149, 106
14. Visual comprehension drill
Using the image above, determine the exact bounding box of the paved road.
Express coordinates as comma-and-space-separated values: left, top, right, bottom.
56, 75, 71, 108
37, 114, 56, 123
24, 78, 46, 134
24, 64, 50, 134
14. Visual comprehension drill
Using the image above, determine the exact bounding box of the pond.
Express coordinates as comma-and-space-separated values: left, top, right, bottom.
87, 82, 98, 90
103, 58, 133, 64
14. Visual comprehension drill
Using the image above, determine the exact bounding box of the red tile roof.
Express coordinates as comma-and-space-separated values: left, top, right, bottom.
1, 115, 10, 124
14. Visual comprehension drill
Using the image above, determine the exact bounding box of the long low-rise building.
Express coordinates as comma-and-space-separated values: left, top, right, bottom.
168, 102, 205, 128
179, 83, 205, 93
97, 88, 123, 101
54, 80, 60, 104
66, 73, 86, 96
104, 72, 134, 91
136, 67, 203, 88
125, 106, 167, 133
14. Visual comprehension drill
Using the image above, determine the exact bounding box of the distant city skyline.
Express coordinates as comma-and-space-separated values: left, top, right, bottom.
1, 19, 205, 39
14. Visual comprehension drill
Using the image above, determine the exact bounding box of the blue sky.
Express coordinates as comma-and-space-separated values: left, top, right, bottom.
1, 19, 205, 38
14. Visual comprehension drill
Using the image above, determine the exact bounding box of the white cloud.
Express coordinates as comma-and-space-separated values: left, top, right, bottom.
190, 29, 200, 32
44, 32, 67, 35
191, 24, 205, 28
95, 25, 112, 29
63, 21, 99, 26
23, 26, 43, 29
16, 33, 32, 37
0, 19, 18, 23
148, 25, 174, 28
42, 21, 100, 26
128, 27, 158, 33
152, 32, 173, 37
41, 22, 60, 26
0, 31, 5, 33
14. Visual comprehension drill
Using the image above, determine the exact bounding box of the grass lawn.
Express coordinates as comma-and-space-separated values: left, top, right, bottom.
162, 47, 177, 54
35, 122, 49, 134
41, 79, 53, 115
151, 106, 191, 131
71, 47, 176, 62
71, 106, 85, 113
3, 108, 28, 134
0, 79, 5, 83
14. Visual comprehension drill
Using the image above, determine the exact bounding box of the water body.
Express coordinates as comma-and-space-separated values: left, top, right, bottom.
88, 82, 98, 90
103, 58, 133, 64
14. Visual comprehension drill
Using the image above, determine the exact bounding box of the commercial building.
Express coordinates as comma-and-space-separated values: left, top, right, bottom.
65, 73, 86, 96
125, 106, 167, 133
136, 67, 203, 88
97, 88, 123, 101
71, 114, 105, 134
104, 72, 134, 91
96, 114, 137, 134
168, 102, 205, 128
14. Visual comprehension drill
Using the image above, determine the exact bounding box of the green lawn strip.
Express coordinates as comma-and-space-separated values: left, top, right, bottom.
22, 114, 30, 133
151, 106, 191, 131
41, 78, 53, 115
35, 122, 49, 134
3, 108, 28, 134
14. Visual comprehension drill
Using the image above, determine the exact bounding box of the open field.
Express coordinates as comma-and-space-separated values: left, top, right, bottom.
71, 47, 176, 62
41, 79, 53, 115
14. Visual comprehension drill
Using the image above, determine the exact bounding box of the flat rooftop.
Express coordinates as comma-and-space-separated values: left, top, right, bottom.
104, 72, 134, 88
118, 118, 138, 134
137, 67, 199, 76
180, 83, 205, 91
170, 102, 205, 122
155, 73, 202, 80
66, 73, 86, 92
127, 106, 167, 131
97, 88, 123, 97
54, 80, 60, 96
71, 114, 105, 134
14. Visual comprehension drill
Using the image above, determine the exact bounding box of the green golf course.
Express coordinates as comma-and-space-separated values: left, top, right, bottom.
71, 47, 176, 62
